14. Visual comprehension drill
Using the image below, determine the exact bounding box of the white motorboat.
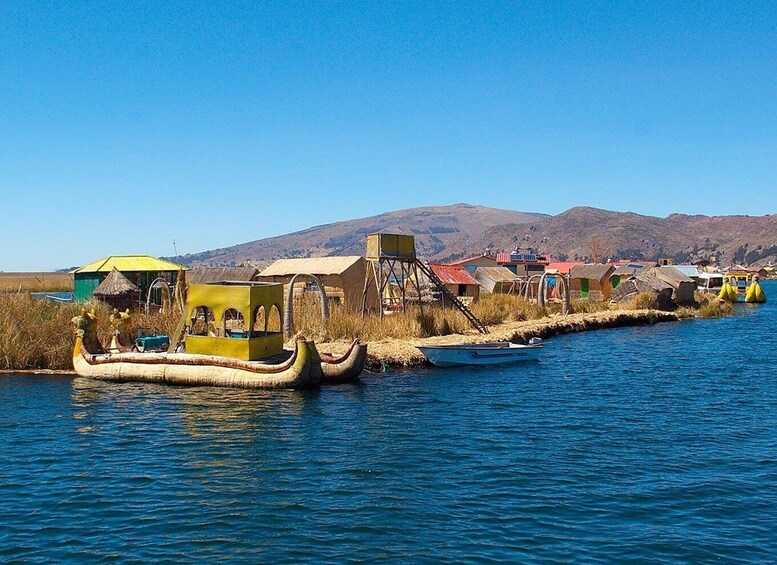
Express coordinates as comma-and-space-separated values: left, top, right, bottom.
417, 339, 542, 367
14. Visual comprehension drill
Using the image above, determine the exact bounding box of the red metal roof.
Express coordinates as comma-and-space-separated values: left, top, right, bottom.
545, 261, 584, 274
429, 264, 480, 285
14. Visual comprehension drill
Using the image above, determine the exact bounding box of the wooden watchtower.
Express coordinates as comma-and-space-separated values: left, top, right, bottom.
361, 233, 424, 318
360, 233, 489, 333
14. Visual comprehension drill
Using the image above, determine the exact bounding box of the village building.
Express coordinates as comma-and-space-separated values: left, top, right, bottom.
758, 266, 774, 279
670, 265, 700, 280
568, 264, 616, 301
428, 264, 480, 303
653, 266, 697, 305
611, 268, 676, 310
189, 266, 259, 285
605, 261, 658, 289
256, 256, 378, 311
473, 266, 523, 295
92, 267, 141, 311
447, 255, 499, 273
545, 261, 584, 275
496, 249, 549, 278
72, 255, 187, 304
611, 265, 639, 288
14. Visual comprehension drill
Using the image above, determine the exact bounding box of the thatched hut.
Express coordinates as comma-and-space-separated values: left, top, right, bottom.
652, 266, 696, 305
189, 267, 259, 284
474, 266, 522, 294
257, 256, 378, 311
92, 267, 141, 310
610, 268, 674, 309
569, 264, 615, 301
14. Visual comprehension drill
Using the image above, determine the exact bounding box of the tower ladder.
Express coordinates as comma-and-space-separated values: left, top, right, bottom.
414, 260, 489, 334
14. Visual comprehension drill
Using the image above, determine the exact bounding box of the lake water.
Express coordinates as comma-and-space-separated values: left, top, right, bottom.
2, 282, 776, 562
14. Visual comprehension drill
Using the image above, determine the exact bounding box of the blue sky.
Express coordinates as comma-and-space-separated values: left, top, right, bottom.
2, 2, 776, 270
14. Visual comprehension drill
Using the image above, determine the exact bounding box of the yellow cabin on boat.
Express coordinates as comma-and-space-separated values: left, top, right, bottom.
726, 272, 752, 293
185, 282, 284, 361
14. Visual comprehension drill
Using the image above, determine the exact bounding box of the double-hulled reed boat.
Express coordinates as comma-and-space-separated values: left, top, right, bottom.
71, 281, 366, 389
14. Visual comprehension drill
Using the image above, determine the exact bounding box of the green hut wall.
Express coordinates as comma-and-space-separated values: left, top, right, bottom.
74, 273, 102, 303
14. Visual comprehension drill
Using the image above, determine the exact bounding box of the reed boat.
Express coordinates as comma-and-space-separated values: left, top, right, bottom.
717, 274, 767, 303
417, 340, 542, 367
73, 334, 321, 389
71, 281, 367, 389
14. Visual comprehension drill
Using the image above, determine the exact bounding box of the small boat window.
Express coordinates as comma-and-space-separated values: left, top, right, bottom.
223, 308, 246, 338
253, 305, 267, 336
268, 304, 282, 334
190, 306, 216, 336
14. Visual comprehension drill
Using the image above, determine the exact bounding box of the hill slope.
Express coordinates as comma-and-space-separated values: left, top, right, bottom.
173, 204, 777, 268
175, 204, 549, 267
474, 207, 777, 266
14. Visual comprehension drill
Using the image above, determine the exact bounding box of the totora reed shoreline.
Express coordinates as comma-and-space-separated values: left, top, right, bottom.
309, 308, 681, 370
2, 309, 683, 375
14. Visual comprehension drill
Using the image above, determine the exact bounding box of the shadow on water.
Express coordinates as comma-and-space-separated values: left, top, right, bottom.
70, 377, 324, 440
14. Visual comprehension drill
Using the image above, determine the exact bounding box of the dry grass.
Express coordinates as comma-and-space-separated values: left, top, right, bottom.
0, 287, 739, 371
0, 272, 73, 293
625, 291, 660, 311
689, 291, 735, 318
697, 300, 735, 318
287, 294, 554, 342
286, 289, 741, 343
570, 299, 611, 314
0, 294, 180, 370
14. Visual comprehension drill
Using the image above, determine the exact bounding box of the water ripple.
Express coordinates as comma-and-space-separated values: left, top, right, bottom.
2, 283, 777, 561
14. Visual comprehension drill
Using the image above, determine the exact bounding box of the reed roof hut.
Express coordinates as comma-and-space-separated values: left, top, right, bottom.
473, 266, 522, 294
92, 267, 141, 310
652, 266, 696, 305
189, 267, 259, 284
257, 256, 377, 310
569, 264, 615, 301
611, 268, 675, 310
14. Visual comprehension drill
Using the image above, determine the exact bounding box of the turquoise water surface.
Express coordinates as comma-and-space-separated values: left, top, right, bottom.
2, 282, 776, 562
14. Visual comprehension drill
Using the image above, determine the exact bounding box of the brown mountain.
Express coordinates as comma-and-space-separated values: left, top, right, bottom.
474, 207, 777, 266
173, 204, 777, 268
175, 204, 549, 268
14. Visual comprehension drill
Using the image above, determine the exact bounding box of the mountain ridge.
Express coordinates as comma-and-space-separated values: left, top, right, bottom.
171, 204, 777, 269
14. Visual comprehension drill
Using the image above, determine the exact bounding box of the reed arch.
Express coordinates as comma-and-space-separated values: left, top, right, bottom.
284, 273, 329, 338
537, 272, 571, 315
523, 274, 544, 301
146, 277, 171, 314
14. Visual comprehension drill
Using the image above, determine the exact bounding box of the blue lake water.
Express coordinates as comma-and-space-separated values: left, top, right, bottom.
30, 291, 75, 303
2, 282, 777, 562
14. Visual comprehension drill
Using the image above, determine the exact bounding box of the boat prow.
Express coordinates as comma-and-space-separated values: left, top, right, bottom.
318, 339, 368, 384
